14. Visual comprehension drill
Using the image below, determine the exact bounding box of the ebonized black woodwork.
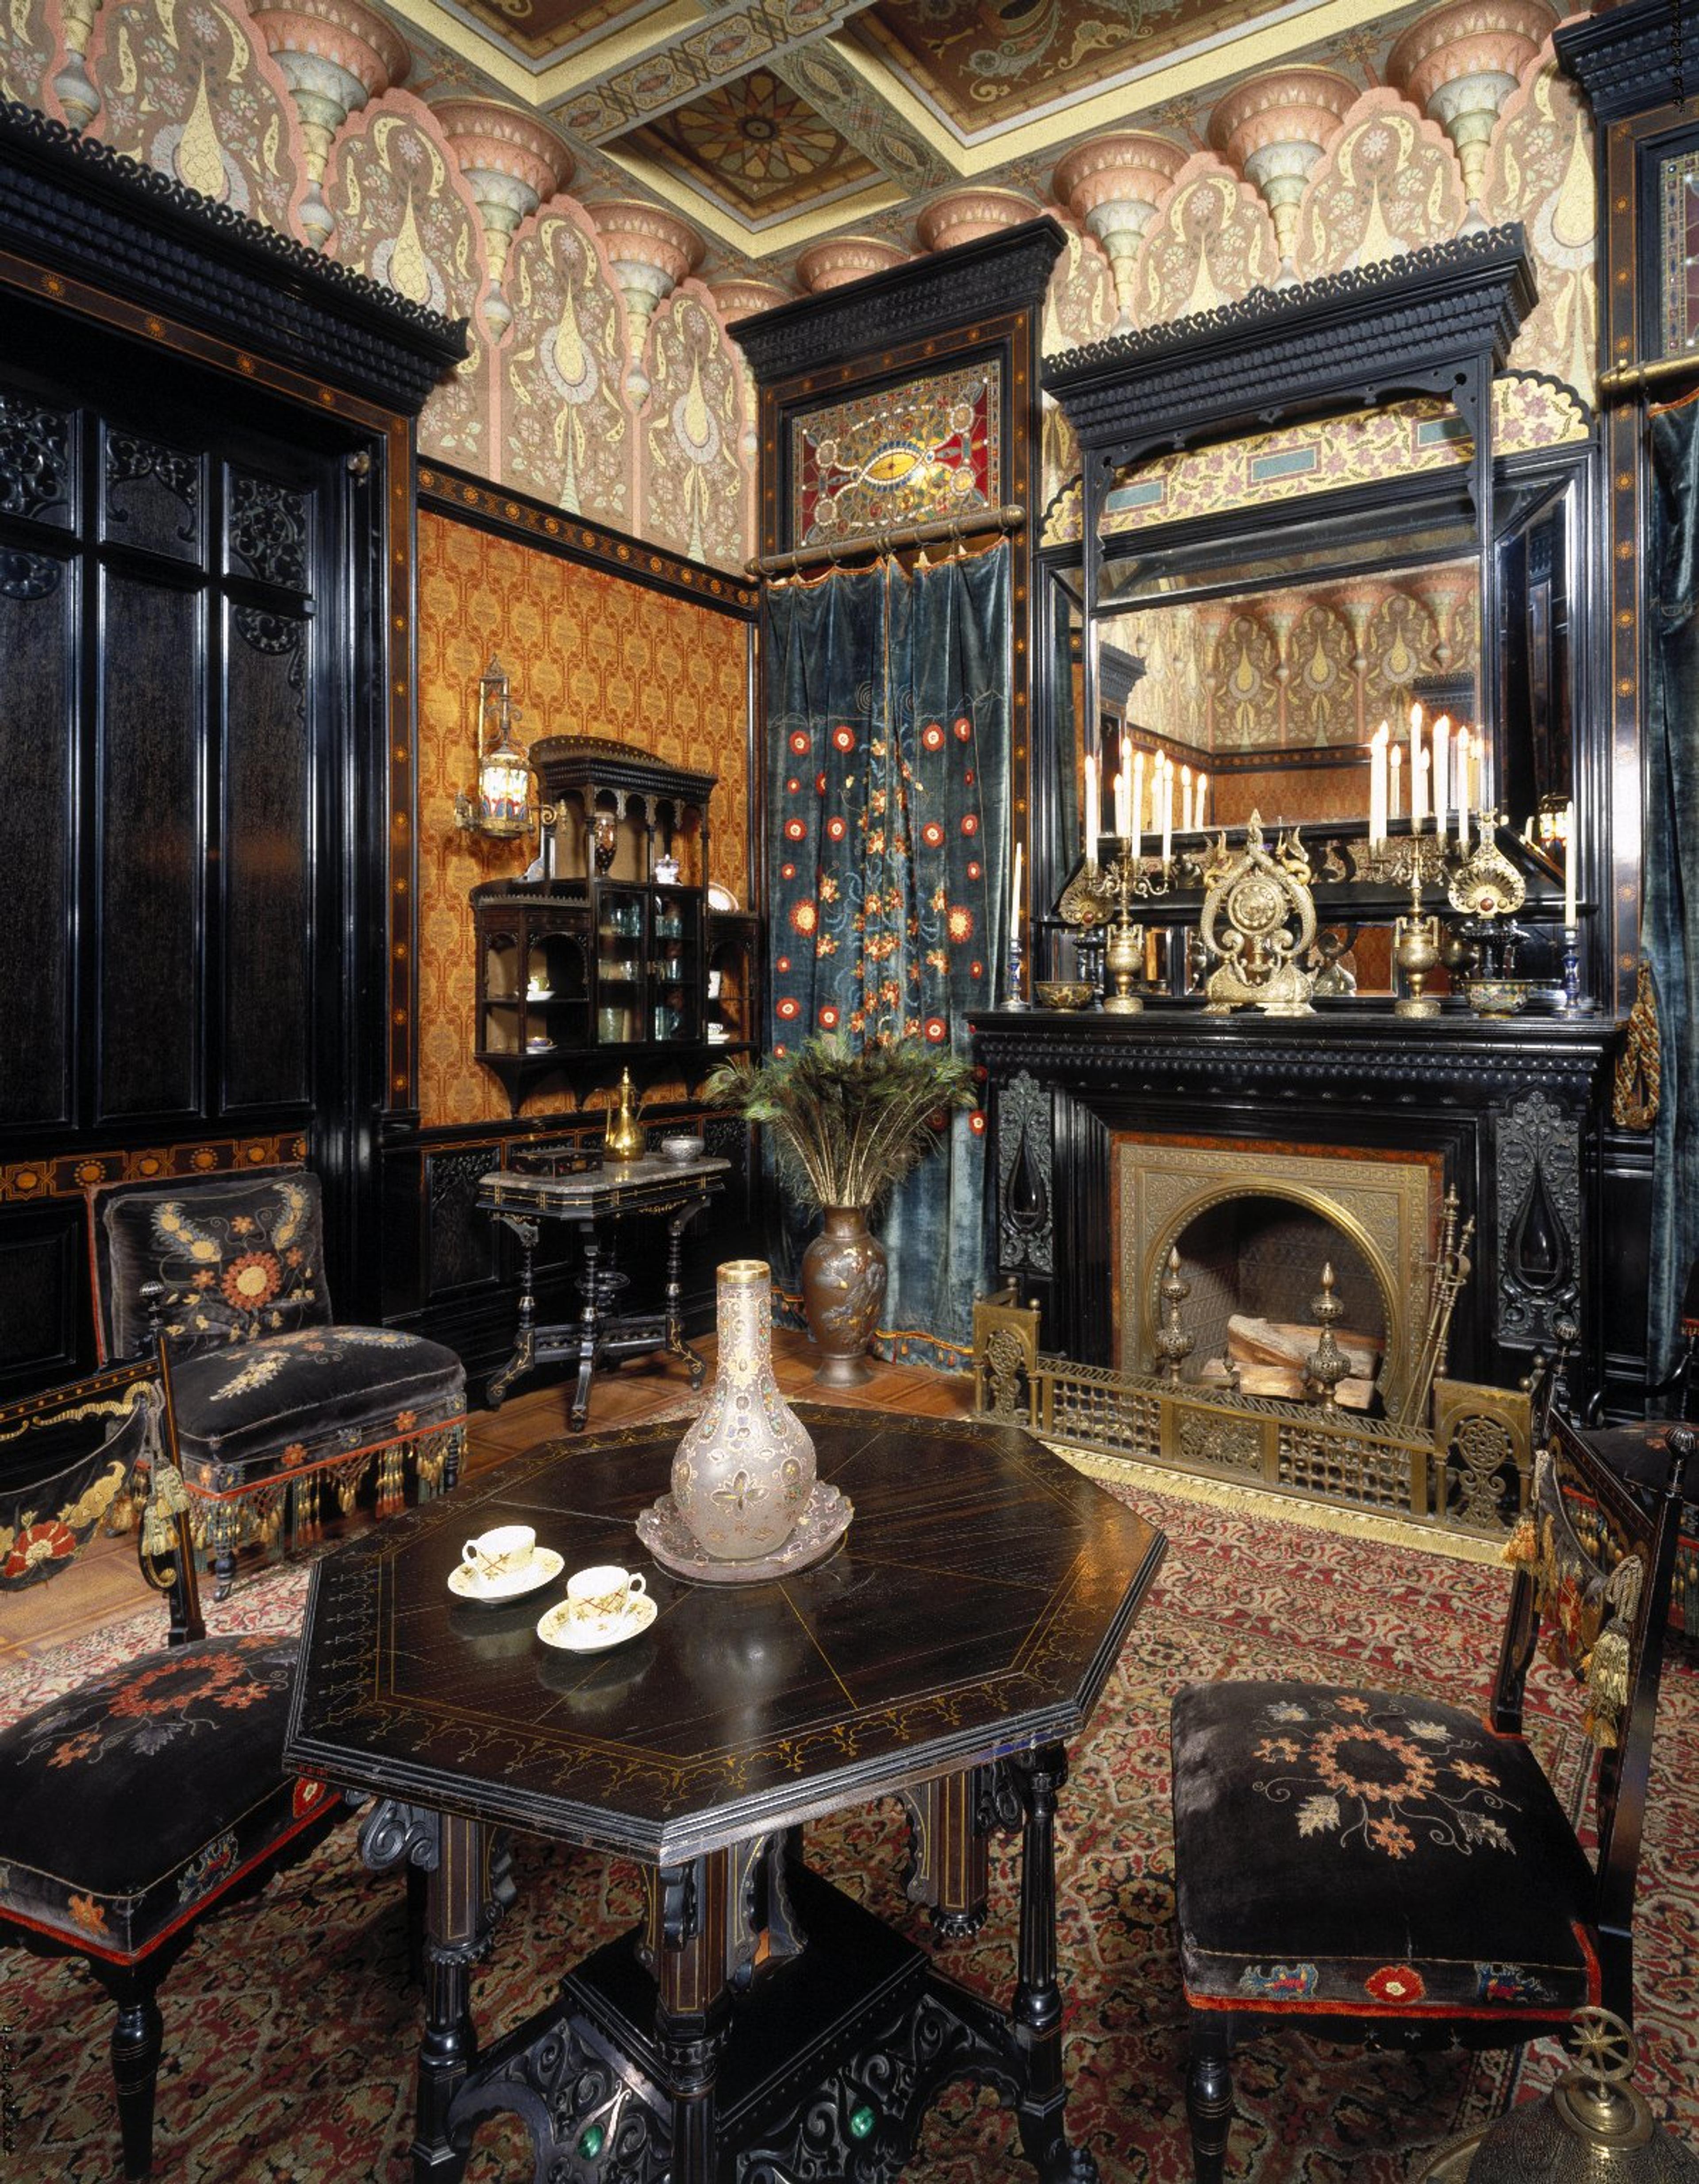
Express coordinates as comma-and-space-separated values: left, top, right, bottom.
730, 218, 1067, 389
0, 102, 464, 410
0, 120, 460, 1428
971, 1008, 1615, 1405
286, 1408, 1166, 2184
1555, 0, 1699, 123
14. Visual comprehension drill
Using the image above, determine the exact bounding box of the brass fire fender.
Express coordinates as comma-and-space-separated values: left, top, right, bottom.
972, 1292, 1532, 1538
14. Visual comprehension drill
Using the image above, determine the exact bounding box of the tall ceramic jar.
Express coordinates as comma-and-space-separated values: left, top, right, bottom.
672, 1260, 815, 1559
800, 1206, 888, 1386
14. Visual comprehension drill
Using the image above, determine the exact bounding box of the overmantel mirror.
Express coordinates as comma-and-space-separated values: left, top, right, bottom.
1037, 228, 1597, 1011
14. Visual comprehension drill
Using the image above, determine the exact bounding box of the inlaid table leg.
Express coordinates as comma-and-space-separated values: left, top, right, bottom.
649, 1852, 732, 2184
1010, 1744, 1097, 2184
359, 1801, 507, 2184
899, 1765, 999, 1938
570, 1228, 603, 1430
662, 1199, 709, 1386
486, 1216, 539, 1408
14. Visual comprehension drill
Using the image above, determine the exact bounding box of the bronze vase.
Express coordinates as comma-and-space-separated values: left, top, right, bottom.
800, 1205, 888, 1386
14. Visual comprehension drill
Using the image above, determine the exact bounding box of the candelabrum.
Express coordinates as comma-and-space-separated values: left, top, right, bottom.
1057, 843, 1172, 1010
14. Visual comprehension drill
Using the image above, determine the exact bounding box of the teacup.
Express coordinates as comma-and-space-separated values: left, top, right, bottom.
461, 1524, 537, 1583
566, 1564, 647, 1629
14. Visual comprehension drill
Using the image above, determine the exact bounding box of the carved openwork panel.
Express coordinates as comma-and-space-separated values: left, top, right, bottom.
0, 390, 71, 523
1495, 1090, 1580, 1346
227, 470, 311, 591
996, 1069, 1053, 1277
102, 429, 204, 563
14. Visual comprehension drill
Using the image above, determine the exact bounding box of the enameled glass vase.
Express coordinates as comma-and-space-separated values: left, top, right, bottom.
671, 1260, 815, 1559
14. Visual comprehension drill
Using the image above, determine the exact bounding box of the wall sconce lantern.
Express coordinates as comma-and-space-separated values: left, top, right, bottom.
455, 655, 533, 840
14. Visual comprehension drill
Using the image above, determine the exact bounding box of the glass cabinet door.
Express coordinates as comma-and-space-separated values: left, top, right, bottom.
593, 883, 644, 1043
480, 927, 521, 1058
648, 889, 700, 1042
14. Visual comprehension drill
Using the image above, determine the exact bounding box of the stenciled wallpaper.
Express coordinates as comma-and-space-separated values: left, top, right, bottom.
1038, 31, 1598, 539
417, 510, 751, 1127
0, 0, 755, 569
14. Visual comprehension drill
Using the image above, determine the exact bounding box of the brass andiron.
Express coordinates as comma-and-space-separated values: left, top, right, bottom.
1393, 872, 1442, 1019
1199, 813, 1318, 1015
1305, 1262, 1350, 1412
1153, 1247, 1195, 1385
603, 1067, 646, 1162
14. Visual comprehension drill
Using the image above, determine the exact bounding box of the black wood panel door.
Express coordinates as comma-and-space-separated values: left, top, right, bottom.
0, 297, 371, 1396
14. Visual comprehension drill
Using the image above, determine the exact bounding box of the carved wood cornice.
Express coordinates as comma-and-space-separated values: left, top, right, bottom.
969, 1010, 1615, 1108
1554, 0, 1699, 124
1042, 227, 1537, 468
0, 100, 465, 414
730, 217, 1068, 389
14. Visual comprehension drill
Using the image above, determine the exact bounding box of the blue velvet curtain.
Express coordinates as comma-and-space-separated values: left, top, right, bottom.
764, 544, 1012, 1366
1646, 398, 1699, 1386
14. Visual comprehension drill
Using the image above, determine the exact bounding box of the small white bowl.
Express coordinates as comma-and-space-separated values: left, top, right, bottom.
658, 1134, 704, 1164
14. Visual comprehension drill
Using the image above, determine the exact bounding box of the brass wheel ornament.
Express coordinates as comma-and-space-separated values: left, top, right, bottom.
1199, 811, 1318, 1016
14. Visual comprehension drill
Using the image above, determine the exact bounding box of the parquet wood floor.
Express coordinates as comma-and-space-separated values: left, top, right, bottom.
3, 1333, 974, 1665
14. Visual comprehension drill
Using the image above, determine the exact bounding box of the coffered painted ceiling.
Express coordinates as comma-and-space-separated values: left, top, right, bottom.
381, 0, 1439, 281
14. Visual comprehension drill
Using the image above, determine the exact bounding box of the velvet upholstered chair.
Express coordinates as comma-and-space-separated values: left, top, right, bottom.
91, 1168, 466, 1594
1167, 1411, 1690, 2184
0, 1312, 344, 2179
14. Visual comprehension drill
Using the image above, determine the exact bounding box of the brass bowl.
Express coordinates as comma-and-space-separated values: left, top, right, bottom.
1033, 980, 1095, 1011
1462, 977, 1533, 1019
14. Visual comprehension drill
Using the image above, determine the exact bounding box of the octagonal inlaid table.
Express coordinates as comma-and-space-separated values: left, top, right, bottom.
284, 1406, 1167, 2184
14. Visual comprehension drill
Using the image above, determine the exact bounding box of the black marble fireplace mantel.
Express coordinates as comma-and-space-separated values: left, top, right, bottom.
969, 1006, 1618, 1400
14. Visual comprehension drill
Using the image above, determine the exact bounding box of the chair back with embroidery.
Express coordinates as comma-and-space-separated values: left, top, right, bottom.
91, 1168, 332, 1365
1495, 1414, 1689, 1988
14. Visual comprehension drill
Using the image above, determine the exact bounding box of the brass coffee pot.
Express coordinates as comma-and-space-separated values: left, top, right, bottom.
604, 1069, 646, 1162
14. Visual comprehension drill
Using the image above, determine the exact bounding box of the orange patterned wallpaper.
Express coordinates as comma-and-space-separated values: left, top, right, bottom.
418, 509, 751, 1128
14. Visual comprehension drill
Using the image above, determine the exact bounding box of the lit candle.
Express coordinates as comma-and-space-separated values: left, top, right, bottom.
1112, 770, 1126, 841
1362, 725, 1380, 843
1563, 799, 1577, 926
1013, 837, 1023, 920
1432, 715, 1450, 842
1160, 759, 1174, 868
1196, 772, 1209, 828
1409, 702, 1427, 833
1389, 743, 1402, 823
1457, 731, 1472, 847
1131, 750, 1146, 850
1181, 763, 1194, 833
1084, 753, 1098, 868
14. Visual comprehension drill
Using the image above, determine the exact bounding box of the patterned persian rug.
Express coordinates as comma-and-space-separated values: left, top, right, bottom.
4, 1463, 1695, 2183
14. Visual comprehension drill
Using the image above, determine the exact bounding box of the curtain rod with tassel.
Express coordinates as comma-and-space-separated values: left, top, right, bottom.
1599, 351, 1699, 401
750, 502, 1026, 581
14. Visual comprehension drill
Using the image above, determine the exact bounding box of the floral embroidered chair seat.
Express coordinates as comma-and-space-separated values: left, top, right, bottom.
1167, 1413, 1690, 2184
0, 1336, 342, 2179
92, 1169, 465, 1593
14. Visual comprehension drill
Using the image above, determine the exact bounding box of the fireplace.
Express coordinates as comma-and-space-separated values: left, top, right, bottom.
972, 1009, 1615, 1405
1115, 1139, 1439, 1415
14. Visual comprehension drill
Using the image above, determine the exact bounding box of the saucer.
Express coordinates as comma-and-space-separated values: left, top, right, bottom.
536, 1591, 657, 1653
447, 1546, 564, 1603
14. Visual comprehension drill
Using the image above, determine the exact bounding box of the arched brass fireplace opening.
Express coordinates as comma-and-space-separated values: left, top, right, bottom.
1119, 1142, 1438, 1423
